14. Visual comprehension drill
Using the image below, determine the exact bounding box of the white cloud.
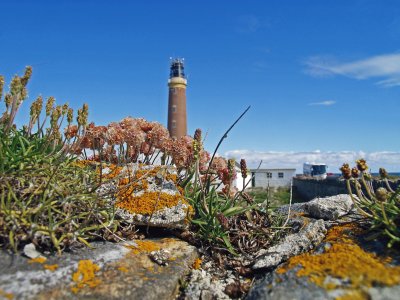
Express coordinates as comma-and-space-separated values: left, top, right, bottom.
225, 149, 400, 173
308, 100, 336, 106
304, 53, 400, 87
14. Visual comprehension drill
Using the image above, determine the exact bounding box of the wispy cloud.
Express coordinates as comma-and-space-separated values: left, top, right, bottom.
252, 61, 268, 72
225, 150, 400, 173
304, 53, 400, 87
236, 15, 261, 33
308, 100, 336, 106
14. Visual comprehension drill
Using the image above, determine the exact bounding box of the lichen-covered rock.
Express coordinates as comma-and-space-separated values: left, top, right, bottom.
0, 238, 198, 300
184, 260, 238, 300
96, 164, 192, 229
248, 223, 400, 300
247, 270, 330, 300
252, 219, 327, 270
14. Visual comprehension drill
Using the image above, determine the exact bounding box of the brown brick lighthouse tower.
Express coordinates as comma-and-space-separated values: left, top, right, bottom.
168, 58, 187, 139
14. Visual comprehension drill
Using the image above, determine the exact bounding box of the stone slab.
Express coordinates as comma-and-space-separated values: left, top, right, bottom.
0, 238, 198, 300
252, 219, 327, 270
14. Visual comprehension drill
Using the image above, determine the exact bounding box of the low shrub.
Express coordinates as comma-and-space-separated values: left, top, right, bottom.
340, 159, 400, 247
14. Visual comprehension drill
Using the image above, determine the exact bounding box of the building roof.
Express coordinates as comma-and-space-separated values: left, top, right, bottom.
250, 168, 296, 172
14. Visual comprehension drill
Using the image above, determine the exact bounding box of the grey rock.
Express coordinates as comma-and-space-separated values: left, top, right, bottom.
0, 242, 131, 299
149, 249, 170, 266
276, 202, 308, 216
116, 201, 190, 229
0, 238, 198, 300
305, 194, 354, 220
97, 164, 191, 229
247, 270, 330, 300
23, 243, 45, 259
252, 219, 327, 270
368, 285, 400, 300
278, 194, 354, 221
184, 261, 236, 300
313, 242, 332, 255
247, 268, 400, 300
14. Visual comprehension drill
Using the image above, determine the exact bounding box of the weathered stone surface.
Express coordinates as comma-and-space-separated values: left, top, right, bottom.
97, 164, 191, 229
248, 220, 400, 300
116, 202, 190, 229
0, 242, 131, 299
247, 270, 330, 300
183, 259, 240, 300
252, 219, 327, 270
278, 194, 354, 221
368, 285, 400, 300
305, 194, 354, 220
247, 268, 400, 300
0, 238, 198, 300
184, 268, 235, 300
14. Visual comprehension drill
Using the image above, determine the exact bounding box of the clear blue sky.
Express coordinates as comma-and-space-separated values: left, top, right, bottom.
1, 0, 399, 172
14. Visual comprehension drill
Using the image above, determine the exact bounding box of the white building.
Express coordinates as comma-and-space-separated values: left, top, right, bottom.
248, 168, 296, 188
234, 166, 252, 191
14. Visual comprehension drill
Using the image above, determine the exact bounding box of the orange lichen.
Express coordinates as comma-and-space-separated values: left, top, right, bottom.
70, 260, 101, 294
100, 164, 124, 180
192, 258, 202, 270
116, 191, 186, 215
276, 223, 400, 292
43, 264, 58, 271
72, 160, 96, 169
28, 257, 47, 264
127, 240, 161, 255
0, 289, 14, 300
134, 166, 177, 183
118, 177, 149, 194
117, 266, 129, 273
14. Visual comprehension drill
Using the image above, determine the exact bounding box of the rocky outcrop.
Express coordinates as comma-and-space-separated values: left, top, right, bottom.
304, 194, 354, 220
252, 219, 327, 270
247, 195, 400, 300
97, 164, 192, 229
277, 194, 354, 221
0, 238, 198, 300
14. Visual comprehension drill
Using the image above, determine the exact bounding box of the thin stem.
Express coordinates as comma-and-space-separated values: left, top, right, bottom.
205, 106, 251, 194
282, 179, 293, 228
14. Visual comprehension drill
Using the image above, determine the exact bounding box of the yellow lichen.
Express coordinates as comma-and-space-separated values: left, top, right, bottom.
276, 223, 400, 292
117, 266, 129, 273
28, 257, 47, 264
70, 260, 101, 294
100, 164, 124, 180
43, 264, 58, 271
192, 258, 202, 270
72, 160, 95, 169
116, 191, 186, 215
76, 162, 191, 215
74, 161, 193, 218
127, 240, 160, 255
0, 289, 14, 300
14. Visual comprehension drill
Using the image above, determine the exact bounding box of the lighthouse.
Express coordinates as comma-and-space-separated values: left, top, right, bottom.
167, 58, 187, 139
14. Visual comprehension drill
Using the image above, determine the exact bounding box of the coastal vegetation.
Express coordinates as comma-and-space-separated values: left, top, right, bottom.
341, 160, 400, 247
1, 67, 399, 300
0, 67, 282, 255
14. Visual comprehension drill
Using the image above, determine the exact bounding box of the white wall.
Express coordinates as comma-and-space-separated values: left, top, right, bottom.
250, 169, 296, 188
235, 169, 252, 190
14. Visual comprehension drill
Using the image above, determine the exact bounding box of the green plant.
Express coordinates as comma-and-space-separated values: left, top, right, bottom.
181, 108, 284, 255
247, 187, 292, 207
340, 159, 400, 248
0, 67, 119, 253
